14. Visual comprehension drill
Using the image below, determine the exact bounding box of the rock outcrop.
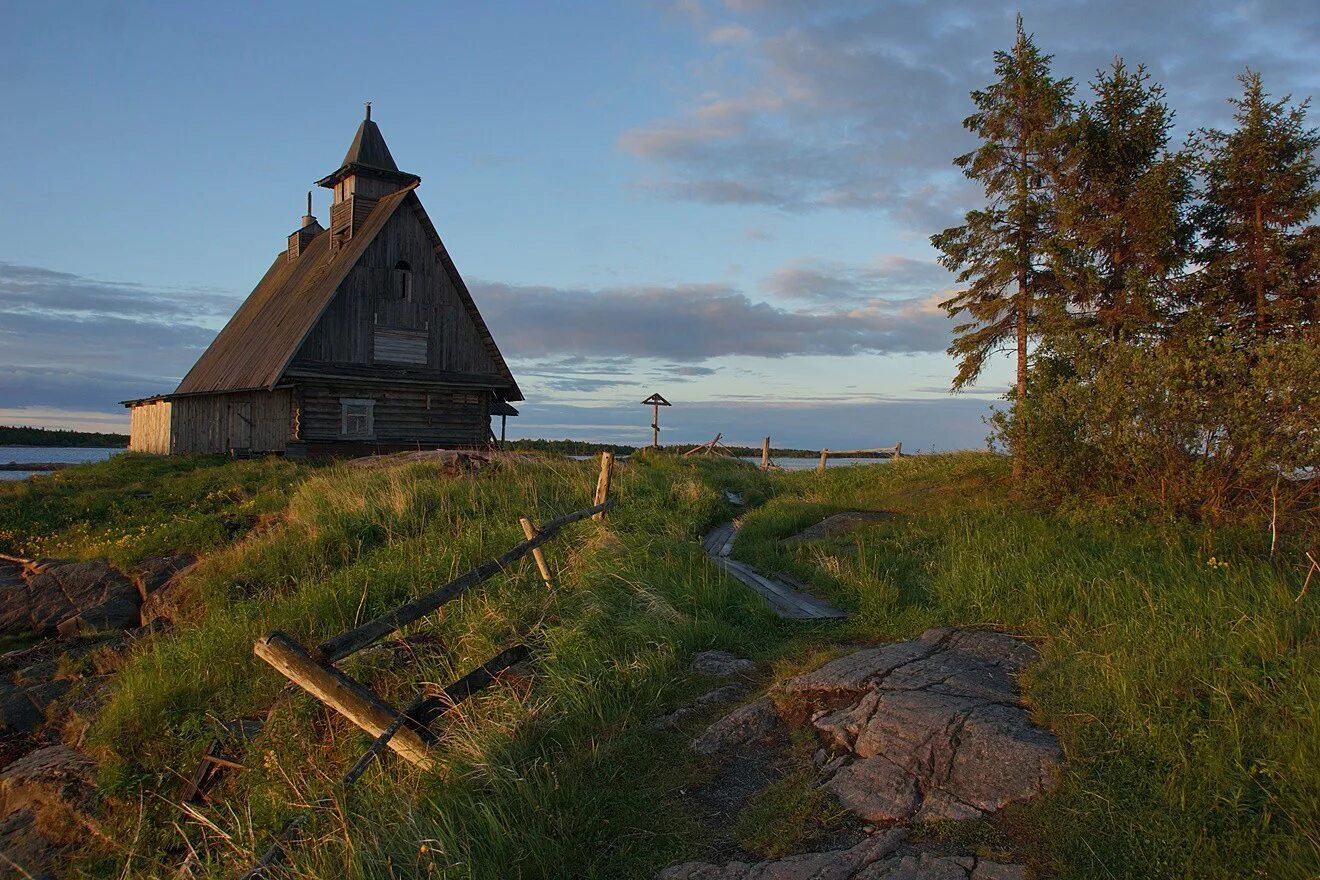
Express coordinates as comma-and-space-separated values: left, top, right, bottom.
666, 629, 1060, 879
780, 628, 1060, 824
659, 829, 1026, 880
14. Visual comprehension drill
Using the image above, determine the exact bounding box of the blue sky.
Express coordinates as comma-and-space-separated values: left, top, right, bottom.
2, 1, 1316, 449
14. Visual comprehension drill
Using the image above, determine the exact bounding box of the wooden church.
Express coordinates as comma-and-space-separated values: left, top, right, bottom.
124, 106, 522, 457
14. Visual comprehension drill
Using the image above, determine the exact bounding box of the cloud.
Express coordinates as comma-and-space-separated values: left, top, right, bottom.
765, 255, 952, 303
0, 262, 239, 412
624, 0, 1320, 227
473, 278, 954, 362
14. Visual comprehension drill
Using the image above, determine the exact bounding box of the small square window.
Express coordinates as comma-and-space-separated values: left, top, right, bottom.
340, 398, 374, 439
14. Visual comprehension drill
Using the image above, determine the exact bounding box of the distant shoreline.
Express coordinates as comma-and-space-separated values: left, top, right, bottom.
0, 426, 129, 448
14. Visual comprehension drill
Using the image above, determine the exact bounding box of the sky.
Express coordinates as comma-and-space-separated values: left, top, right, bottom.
2, 1, 1317, 450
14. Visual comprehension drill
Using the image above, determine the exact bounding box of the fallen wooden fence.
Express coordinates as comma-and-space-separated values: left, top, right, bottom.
239, 453, 616, 877
816, 443, 902, 471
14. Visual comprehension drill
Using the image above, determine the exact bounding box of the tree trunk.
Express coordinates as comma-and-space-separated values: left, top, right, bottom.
1254, 200, 1267, 335
1014, 274, 1028, 484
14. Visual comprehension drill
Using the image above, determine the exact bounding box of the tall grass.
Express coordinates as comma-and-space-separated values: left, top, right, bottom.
734, 452, 1319, 879
9, 450, 1313, 878
80, 453, 786, 877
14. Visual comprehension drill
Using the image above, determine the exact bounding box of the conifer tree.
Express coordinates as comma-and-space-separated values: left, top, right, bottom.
1050, 60, 1193, 339
932, 16, 1073, 478
1195, 70, 1320, 335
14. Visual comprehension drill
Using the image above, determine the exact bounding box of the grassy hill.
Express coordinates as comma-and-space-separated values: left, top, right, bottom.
0, 451, 1313, 878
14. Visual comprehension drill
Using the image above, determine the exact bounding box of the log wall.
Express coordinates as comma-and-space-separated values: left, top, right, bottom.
297, 381, 489, 447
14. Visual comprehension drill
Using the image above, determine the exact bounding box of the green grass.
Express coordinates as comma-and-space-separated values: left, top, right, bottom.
733, 452, 1320, 879
2, 450, 1314, 878
0, 453, 306, 567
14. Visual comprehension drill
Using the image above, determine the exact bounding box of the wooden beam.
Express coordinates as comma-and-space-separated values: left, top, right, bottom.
761, 437, 770, 470
593, 452, 614, 521
315, 500, 613, 661
520, 517, 553, 588
254, 632, 436, 769
818, 449, 829, 472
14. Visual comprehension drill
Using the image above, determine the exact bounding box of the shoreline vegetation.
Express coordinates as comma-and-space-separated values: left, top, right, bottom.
0, 425, 128, 448
0, 450, 1313, 878
504, 438, 893, 459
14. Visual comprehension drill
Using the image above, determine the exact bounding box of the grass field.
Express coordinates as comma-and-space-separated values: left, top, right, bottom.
1, 451, 1314, 878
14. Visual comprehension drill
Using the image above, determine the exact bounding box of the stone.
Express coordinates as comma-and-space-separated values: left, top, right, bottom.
691, 697, 782, 756
17, 561, 141, 637
0, 686, 43, 736
139, 567, 197, 627
657, 829, 1028, 880
692, 651, 756, 677
660, 829, 906, 880
780, 628, 1061, 825
0, 808, 66, 880
650, 685, 749, 732
132, 554, 196, 600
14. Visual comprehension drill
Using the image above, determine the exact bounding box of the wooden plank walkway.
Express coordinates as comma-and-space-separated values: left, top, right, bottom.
703, 521, 846, 621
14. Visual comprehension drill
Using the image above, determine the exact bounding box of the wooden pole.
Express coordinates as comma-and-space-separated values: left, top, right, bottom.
520, 517, 553, 588
651, 403, 660, 448
316, 499, 612, 661
893, 442, 902, 460
761, 437, 770, 470
253, 633, 435, 769
817, 449, 829, 472
501, 414, 507, 444
593, 451, 614, 521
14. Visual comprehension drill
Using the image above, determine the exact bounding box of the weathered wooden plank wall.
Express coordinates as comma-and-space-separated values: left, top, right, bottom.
128, 401, 173, 453
170, 390, 292, 454
298, 382, 489, 447
291, 206, 501, 378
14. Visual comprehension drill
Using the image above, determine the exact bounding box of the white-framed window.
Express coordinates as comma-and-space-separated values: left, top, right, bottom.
339, 398, 375, 439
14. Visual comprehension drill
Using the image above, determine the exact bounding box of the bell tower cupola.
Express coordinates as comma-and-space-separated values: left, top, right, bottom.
316, 104, 420, 250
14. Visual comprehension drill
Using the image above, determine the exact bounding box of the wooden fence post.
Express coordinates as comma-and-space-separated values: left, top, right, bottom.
520, 517, 554, 588
817, 449, 829, 473
761, 437, 770, 470
593, 451, 614, 520
254, 633, 435, 769
893, 442, 902, 460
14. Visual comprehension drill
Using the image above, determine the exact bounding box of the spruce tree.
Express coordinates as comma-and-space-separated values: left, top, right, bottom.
932, 16, 1073, 478
1050, 60, 1193, 340
1195, 70, 1320, 335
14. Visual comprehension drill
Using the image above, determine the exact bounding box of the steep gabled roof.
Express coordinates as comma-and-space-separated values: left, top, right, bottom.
174, 186, 521, 400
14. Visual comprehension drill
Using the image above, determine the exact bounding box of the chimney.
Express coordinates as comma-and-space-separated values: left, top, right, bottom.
287, 192, 323, 260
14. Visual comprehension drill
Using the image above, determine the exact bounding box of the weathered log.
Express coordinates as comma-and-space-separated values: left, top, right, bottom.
316, 499, 612, 661
254, 632, 436, 768
592, 452, 614, 521
520, 517, 553, 587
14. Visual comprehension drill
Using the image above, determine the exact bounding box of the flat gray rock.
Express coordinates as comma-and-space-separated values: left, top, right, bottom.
692, 650, 756, 677
657, 829, 1026, 880
691, 697, 782, 756
781, 628, 1061, 824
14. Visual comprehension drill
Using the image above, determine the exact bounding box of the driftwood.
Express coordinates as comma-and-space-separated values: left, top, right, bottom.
683, 433, 735, 458
315, 499, 613, 662
255, 632, 437, 768
239, 646, 529, 879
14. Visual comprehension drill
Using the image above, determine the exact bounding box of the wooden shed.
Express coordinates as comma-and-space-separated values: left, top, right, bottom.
124, 106, 522, 457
